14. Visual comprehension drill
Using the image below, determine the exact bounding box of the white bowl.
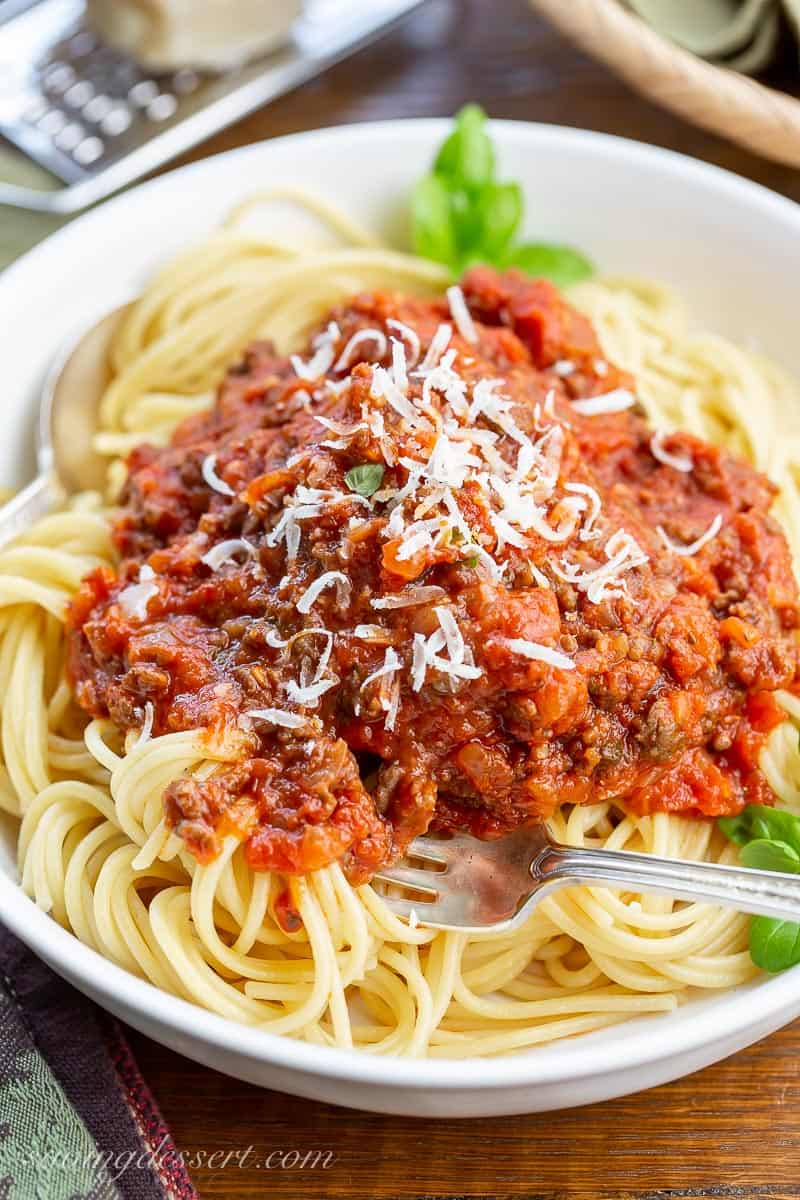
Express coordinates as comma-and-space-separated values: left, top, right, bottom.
1, 120, 799, 1117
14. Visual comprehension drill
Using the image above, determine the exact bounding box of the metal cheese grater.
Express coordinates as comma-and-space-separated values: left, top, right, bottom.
0, 0, 426, 213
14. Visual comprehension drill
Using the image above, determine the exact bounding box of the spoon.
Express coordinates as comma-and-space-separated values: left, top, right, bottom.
0, 304, 129, 550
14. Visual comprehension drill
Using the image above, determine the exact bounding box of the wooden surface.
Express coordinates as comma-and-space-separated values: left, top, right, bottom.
129, 2, 800, 1197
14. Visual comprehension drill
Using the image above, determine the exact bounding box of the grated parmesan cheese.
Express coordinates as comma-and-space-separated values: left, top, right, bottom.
505, 637, 575, 671
296, 571, 351, 614
291, 321, 341, 380
334, 328, 388, 372
118, 564, 158, 621
242, 708, 306, 729
446, 285, 478, 344
419, 323, 452, 372
657, 513, 722, 557
386, 319, 421, 366
371, 586, 446, 609
565, 481, 602, 542
133, 700, 155, 748
201, 454, 235, 497
570, 389, 635, 417
391, 338, 408, 394
285, 676, 337, 706
201, 538, 256, 571
650, 431, 693, 473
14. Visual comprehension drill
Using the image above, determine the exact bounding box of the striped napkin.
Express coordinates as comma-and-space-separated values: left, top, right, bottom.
0, 923, 198, 1200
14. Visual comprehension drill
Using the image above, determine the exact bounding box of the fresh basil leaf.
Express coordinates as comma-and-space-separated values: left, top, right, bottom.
448, 189, 486, 267
472, 182, 523, 263
505, 242, 593, 287
749, 915, 800, 973
412, 173, 457, 267
719, 804, 800, 856
345, 463, 384, 498
434, 104, 494, 191
740, 839, 800, 874
415, 107, 594, 283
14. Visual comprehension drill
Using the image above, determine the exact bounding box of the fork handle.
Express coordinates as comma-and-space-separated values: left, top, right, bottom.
0, 472, 62, 552
535, 844, 800, 922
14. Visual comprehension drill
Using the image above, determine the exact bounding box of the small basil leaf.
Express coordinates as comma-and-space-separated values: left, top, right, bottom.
411, 173, 457, 268
719, 804, 800, 856
345, 464, 384, 498
749, 916, 800, 973
505, 242, 594, 287
434, 104, 495, 191
740, 838, 800, 874
448, 189, 486, 264
473, 182, 523, 262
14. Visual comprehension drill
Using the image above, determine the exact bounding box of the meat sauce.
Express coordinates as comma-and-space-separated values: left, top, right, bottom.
67, 268, 800, 882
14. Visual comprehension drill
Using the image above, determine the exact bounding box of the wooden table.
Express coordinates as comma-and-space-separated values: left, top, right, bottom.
128, 2, 800, 1196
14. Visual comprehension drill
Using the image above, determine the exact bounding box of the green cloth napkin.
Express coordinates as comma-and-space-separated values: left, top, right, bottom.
624, 0, 800, 73
0, 923, 199, 1199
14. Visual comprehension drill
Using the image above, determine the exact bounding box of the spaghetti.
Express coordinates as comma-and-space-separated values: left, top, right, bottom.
4, 193, 800, 1058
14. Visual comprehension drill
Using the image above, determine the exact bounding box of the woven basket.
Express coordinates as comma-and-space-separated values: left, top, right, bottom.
528, 0, 800, 167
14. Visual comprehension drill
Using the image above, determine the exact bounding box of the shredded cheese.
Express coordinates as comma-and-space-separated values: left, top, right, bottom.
386, 319, 421, 366
650, 431, 693, 473
296, 571, 351, 614
657, 513, 723, 557
570, 389, 636, 416
391, 338, 408, 394
291, 321, 341, 380
285, 677, 337, 706
505, 638, 575, 671
242, 708, 306, 729
117, 565, 158, 621
334, 328, 388, 372
201, 538, 256, 571
133, 701, 155, 748
353, 624, 389, 640
419, 323, 452, 372
565, 481, 602, 542
201, 454, 235, 497
446, 285, 478, 344
371, 365, 425, 427
371, 586, 446, 609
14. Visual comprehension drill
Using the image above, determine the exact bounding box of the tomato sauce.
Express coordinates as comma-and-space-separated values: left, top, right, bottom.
67, 268, 800, 881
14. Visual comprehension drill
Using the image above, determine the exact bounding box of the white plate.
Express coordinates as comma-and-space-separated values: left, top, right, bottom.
1, 120, 799, 1118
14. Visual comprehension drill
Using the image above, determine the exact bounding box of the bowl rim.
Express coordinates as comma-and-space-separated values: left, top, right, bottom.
2, 116, 800, 1090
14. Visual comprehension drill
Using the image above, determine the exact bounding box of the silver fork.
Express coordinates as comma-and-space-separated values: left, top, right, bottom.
373, 826, 800, 933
